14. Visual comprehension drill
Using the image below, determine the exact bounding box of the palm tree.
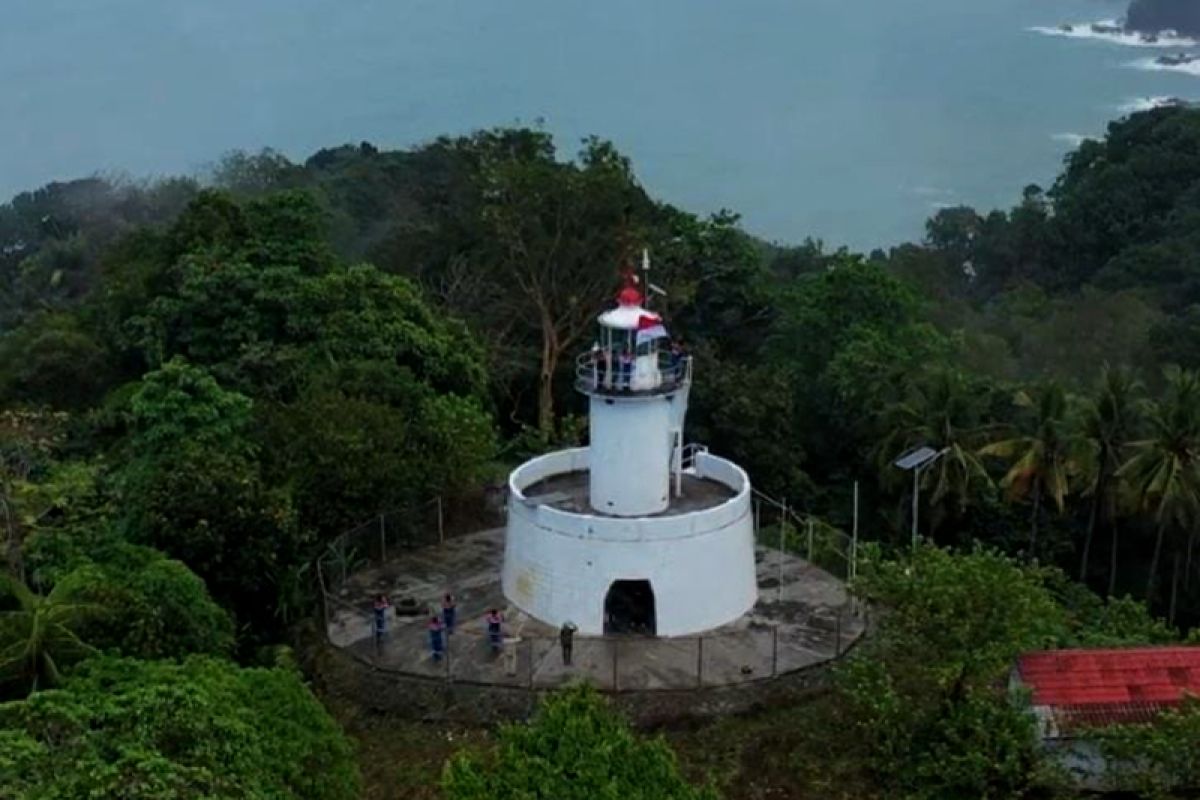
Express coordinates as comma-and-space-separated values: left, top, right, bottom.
980, 383, 1083, 556
1076, 367, 1142, 594
1118, 367, 1200, 614
0, 570, 101, 696
878, 369, 993, 538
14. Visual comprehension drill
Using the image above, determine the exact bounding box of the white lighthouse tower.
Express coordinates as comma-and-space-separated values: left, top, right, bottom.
501, 259, 758, 637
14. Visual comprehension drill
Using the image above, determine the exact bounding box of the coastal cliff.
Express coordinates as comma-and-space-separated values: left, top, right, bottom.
1127, 0, 1200, 36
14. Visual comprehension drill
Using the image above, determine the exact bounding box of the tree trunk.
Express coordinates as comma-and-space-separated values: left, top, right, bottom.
1187, 532, 1196, 591
1169, 548, 1181, 624
537, 322, 561, 435
1029, 483, 1041, 557
0, 492, 24, 582
1080, 476, 1105, 582
1108, 517, 1121, 598
1146, 520, 1167, 604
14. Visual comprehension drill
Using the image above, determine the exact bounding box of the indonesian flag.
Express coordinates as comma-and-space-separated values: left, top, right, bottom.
635, 314, 668, 346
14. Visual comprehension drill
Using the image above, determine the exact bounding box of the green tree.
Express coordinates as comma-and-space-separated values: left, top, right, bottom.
71, 545, 235, 659
1098, 697, 1200, 797
401, 131, 651, 433
878, 369, 994, 538
1118, 367, 1200, 613
0, 655, 360, 799
443, 684, 716, 800
118, 360, 303, 638
0, 570, 101, 696
1077, 367, 1143, 593
840, 545, 1065, 798
980, 383, 1083, 555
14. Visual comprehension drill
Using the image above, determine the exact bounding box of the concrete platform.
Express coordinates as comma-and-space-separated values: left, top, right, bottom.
325, 528, 865, 691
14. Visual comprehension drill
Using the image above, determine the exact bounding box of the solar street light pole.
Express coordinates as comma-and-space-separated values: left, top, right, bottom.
894, 446, 948, 550
911, 467, 920, 550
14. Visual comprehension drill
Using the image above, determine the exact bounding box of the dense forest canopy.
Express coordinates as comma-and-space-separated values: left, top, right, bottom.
1126, 0, 1200, 36
4, 107, 1200, 797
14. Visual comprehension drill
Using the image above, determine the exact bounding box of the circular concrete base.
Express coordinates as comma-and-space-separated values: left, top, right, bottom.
326, 528, 865, 692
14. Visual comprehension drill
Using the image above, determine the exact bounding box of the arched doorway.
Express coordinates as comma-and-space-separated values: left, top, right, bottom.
604, 580, 656, 635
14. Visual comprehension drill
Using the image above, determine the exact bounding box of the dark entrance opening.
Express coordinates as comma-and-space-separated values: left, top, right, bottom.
604, 580, 656, 635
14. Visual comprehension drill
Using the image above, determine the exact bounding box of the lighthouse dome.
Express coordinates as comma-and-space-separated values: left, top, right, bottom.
597, 302, 656, 330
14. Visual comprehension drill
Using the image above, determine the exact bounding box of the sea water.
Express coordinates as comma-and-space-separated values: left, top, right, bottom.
1, 0, 1197, 250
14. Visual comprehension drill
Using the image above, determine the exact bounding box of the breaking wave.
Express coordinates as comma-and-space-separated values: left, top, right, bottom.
1117, 96, 1190, 114
1030, 20, 1199, 48
1051, 133, 1091, 147
1127, 56, 1200, 77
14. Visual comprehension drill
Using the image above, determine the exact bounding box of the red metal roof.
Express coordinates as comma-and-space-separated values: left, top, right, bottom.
1017, 647, 1200, 731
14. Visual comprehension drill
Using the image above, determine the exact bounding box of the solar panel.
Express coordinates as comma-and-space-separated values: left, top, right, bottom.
894, 446, 939, 470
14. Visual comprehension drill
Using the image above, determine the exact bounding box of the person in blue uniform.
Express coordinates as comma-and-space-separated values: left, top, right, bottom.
372, 594, 390, 646
485, 608, 504, 654
442, 593, 457, 634
428, 615, 446, 661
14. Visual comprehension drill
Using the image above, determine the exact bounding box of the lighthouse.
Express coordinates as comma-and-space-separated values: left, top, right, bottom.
501, 257, 758, 637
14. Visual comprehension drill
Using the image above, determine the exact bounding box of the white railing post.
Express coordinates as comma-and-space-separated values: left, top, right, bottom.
778, 498, 787, 603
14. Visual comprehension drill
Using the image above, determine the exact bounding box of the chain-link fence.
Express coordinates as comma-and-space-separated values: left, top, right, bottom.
330, 605, 864, 692
317, 491, 504, 642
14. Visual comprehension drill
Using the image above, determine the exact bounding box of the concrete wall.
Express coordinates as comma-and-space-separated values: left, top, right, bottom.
588, 394, 673, 516
503, 448, 757, 636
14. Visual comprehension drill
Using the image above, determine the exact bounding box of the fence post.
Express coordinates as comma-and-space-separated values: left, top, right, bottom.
379, 513, 386, 563
528, 639, 535, 690
772, 626, 779, 677
437, 497, 445, 545
835, 609, 843, 658
851, 481, 859, 582
340, 538, 347, 589
696, 637, 703, 688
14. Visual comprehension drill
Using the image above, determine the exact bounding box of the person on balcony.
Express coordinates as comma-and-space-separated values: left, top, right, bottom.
669, 339, 685, 380
619, 349, 634, 391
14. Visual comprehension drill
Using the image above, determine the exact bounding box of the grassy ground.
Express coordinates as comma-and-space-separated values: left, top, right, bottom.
324, 696, 491, 800
322, 688, 875, 800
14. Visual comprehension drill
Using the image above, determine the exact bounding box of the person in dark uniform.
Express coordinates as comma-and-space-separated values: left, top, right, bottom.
559, 621, 578, 666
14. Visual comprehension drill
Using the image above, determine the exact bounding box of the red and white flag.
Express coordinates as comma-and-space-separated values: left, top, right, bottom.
635, 314, 668, 346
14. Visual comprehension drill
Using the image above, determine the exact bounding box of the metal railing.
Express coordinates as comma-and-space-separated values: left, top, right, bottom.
315, 487, 867, 693
575, 351, 692, 396
751, 488, 859, 583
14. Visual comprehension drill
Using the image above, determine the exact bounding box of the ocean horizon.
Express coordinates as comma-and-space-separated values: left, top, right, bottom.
3, 0, 1198, 250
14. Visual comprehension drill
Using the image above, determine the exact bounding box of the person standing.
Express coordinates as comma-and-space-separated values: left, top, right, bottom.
442, 593, 457, 634
559, 621, 578, 666
372, 594, 391, 646
428, 615, 446, 661
485, 608, 504, 654
619, 349, 634, 391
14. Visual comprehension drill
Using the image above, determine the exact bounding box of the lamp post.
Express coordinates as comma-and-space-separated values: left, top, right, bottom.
894, 446, 949, 549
